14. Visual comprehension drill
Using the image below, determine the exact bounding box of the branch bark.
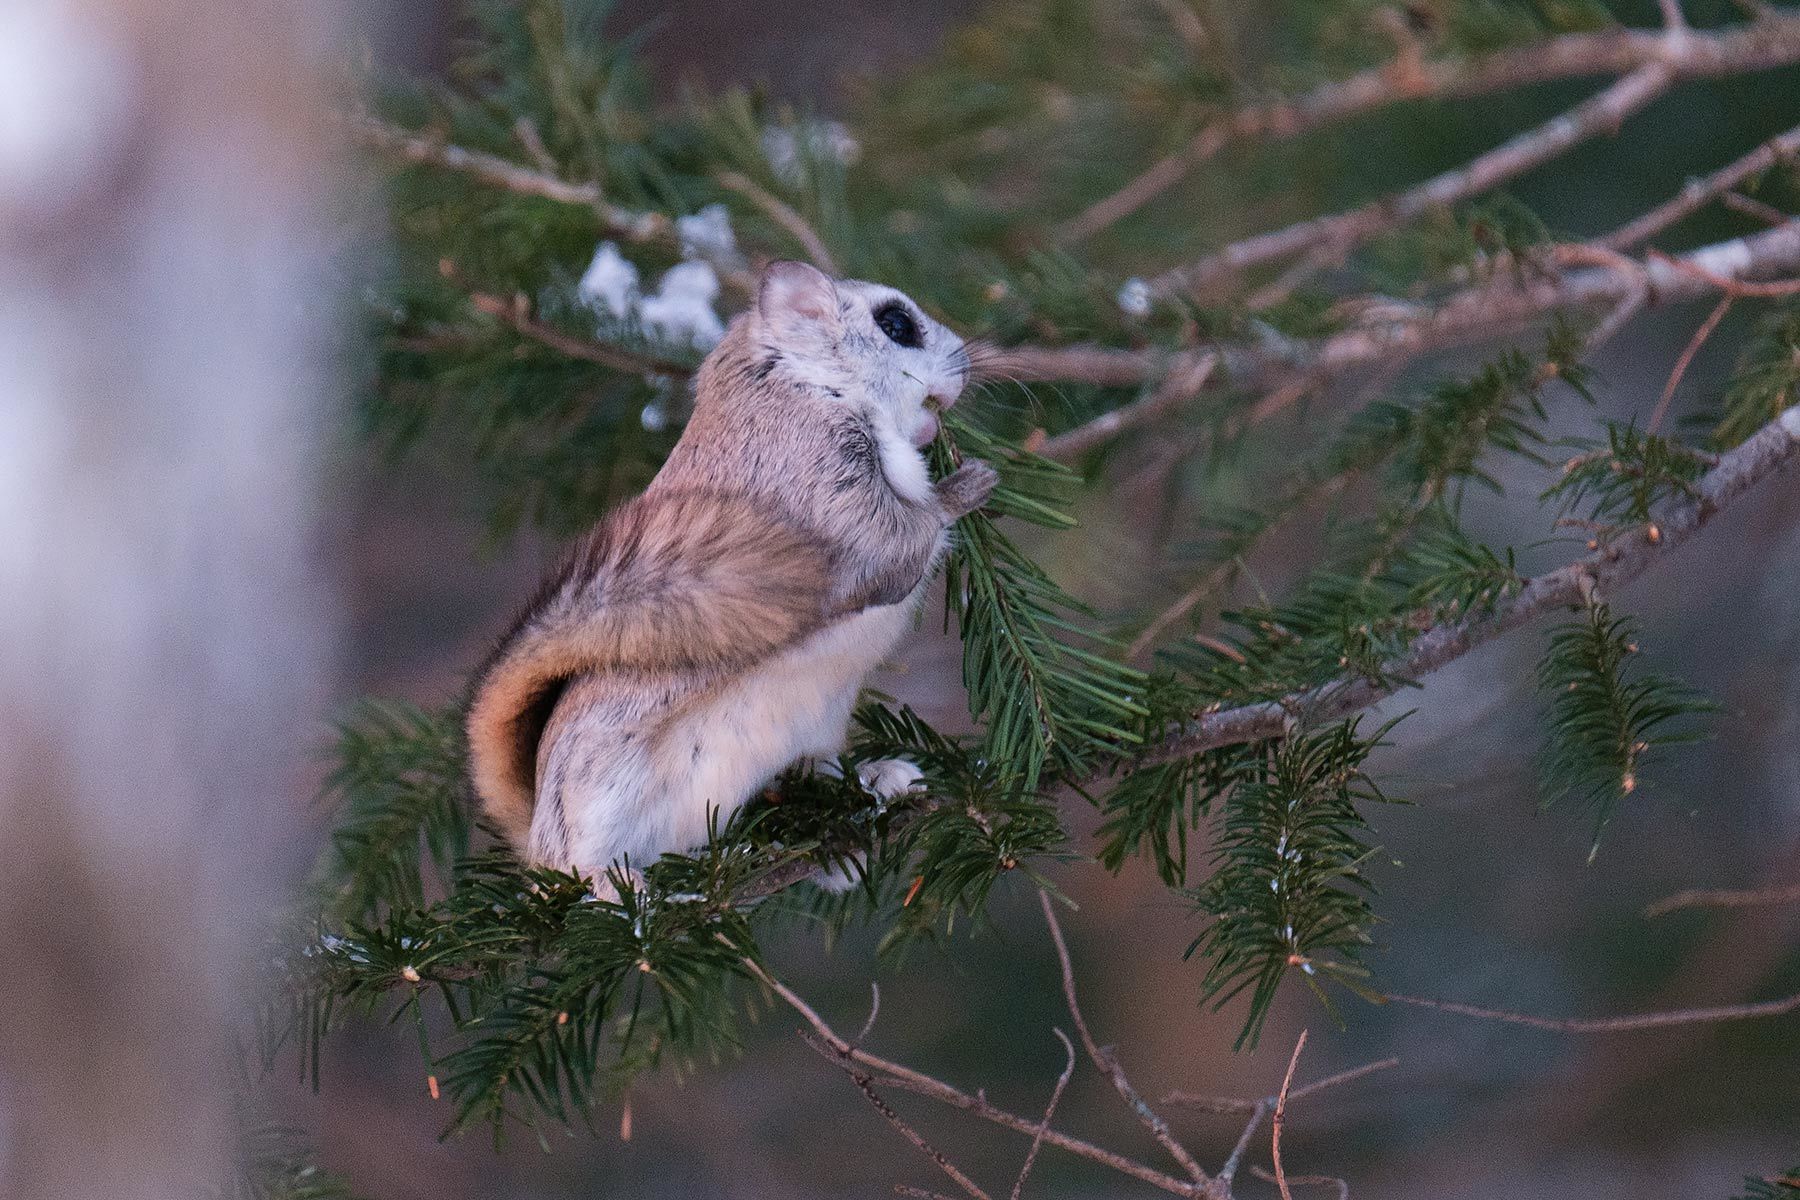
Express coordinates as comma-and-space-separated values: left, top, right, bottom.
1133, 401, 1800, 768
985, 223, 1800, 406
1135, 15, 1800, 300
1056, 13, 1800, 245
743, 956, 1205, 1197
1601, 122, 1800, 250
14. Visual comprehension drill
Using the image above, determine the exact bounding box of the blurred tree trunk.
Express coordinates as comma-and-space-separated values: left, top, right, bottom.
0, 1, 343, 1196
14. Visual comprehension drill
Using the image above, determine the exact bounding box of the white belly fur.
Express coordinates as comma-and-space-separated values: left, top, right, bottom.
559, 594, 921, 874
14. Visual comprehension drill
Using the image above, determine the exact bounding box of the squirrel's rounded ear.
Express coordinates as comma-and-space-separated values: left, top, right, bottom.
757, 260, 839, 331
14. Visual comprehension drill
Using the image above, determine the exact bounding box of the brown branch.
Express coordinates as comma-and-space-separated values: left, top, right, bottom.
1644, 881, 1800, 918
802, 1032, 993, 1200
1038, 891, 1213, 1190
1650, 292, 1734, 432
443, 267, 697, 377
978, 224, 1800, 404
1163, 1057, 1400, 1113
1055, 14, 1800, 245
1146, 62, 1680, 303
1652, 246, 1800, 297
1270, 1030, 1308, 1200
1722, 191, 1795, 227
1383, 989, 1800, 1031
349, 113, 755, 291
1133, 398, 1800, 767
1010, 1029, 1076, 1200
1601, 122, 1800, 250
1219, 1100, 1270, 1189
1036, 353, 1219, 461
1251, 1167, 1349, 1200
743, 957, 1201, 1197
352, 114, 635, 227
716, 170, 838, 274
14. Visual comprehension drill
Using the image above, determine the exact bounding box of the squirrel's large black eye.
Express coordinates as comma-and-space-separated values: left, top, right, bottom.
873, 302, 922, 348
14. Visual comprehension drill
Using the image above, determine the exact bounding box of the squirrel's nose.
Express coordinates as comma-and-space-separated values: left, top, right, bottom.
928, 377, 965, 411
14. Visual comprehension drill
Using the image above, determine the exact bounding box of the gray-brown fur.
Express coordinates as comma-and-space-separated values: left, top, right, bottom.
465, 261, 994, 874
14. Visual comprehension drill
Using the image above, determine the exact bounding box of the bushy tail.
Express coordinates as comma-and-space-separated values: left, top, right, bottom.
466, 489, 833, 847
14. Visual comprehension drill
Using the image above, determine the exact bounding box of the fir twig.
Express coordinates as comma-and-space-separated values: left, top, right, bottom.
1136, 401, 1800, 768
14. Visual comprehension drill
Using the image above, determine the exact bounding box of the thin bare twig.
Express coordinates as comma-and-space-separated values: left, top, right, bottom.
1384, 989, 1800, 1031
1038, 891, 1212, 1190
1055, 13, 1800, 245
1147, 62, 1679, 302
1652, 247, 1800, 297
1651, 291, 1734, 433
1645, 882, 1800, 918
349, 113, 754, 290
1602, 122, 1800, 250
1037, 353, 1219, 462
1722, 191, 1794, 227
1163, 1057, 1400, 1113
802, 1032, 993, 1200
1132, 400, 1800, 768
1220, 1101, 1269, 1187
716, 170, 838, 274
1251, 1166, 1350, 1200
742, 957, 1199, 1197
1271, 1030, 1309, 1200
444, 267, 697, 377
859, 982, 883, 1044
1011, 1030, 1077, 1200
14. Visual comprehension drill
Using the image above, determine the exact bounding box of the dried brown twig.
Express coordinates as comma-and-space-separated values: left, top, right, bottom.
1383, 988, 1800, 1031
1644, 882, 1800, 918
741, 955, 1206, 1197
1270, 1031, 1309, 1200
1038, 890, 1214, 1190
1010, 1029, 1076, 1200
437, 261, 698, 378
716, 170, 838, 275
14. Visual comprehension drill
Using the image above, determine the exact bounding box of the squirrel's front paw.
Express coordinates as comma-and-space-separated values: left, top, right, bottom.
937, 460, 999, 519
856, 757, 926, 802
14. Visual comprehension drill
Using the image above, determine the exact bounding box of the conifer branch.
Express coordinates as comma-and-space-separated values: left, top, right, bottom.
801, 1032, 993, 1200
1134, 400, 1800, 768
1270, 1030, 1308, 1200
1145, 62, 1680, 302
349, 113, 754, 290
1035, 352, 1218, 461
1140, 14, 1800, 300
980, 225, 1800, 401
350, 114, 644, 229
1009, 1028, 1076, 1200
1056, 12, 1800, 245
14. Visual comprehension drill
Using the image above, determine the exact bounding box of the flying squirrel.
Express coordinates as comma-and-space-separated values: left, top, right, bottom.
466, 260, 998, 883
